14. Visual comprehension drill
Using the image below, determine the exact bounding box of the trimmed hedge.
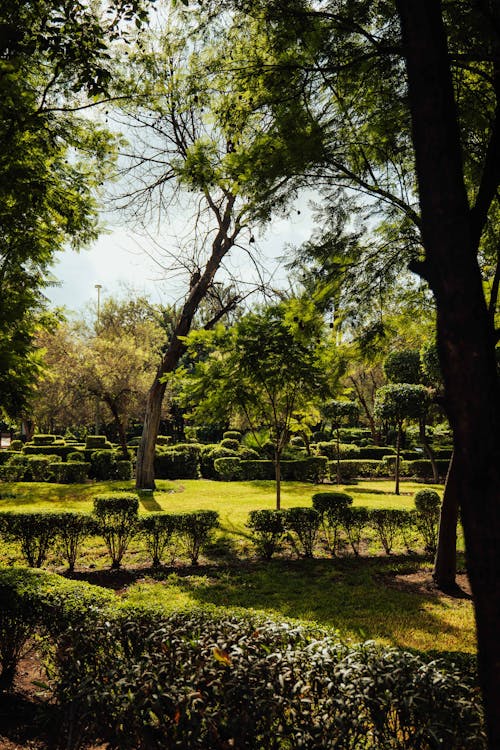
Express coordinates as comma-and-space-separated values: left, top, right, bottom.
48, 461, 90, 484
315, 441, 361, 459
328, 459, 385, 480
247, 509, 285, 559
214, 457, 329, 483
154, 443, 202, 480
93, 494, 139, 568
0, 568, 486, 748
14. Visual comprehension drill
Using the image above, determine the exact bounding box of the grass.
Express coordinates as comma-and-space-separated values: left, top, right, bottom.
0, 477, 474, 655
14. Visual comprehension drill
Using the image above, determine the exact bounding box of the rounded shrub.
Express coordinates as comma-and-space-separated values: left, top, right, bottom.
284, 507, 320, 558
222, 430, 242, 442
93, 494, 139, 569
312, 492, 353, 555
177, 510, 219, 565
220, 438, 240, 451
138, 513, 183, 567
247, 509, 286, 559
414, 488, 441, 553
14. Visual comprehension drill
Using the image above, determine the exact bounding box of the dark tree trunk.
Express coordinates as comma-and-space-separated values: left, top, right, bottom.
433, 451, 459, 590
274, 447, 281, 510
397, 2, 500, 744
394, 424, 401, 495
136, 378, 166, 489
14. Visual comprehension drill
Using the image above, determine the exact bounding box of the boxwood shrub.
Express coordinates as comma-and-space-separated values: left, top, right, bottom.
312, 491, 353, 555
93, 494, 139, 568
138, 512, 183, 566
0, 511, 58, 567
154, 443, 202, 479
200, 445, 240, 479
177, 510, 219, 565
48, 461, 90, 484
315, 441, 361, 459
247, 509, 286, 559
284, 507, 320, 558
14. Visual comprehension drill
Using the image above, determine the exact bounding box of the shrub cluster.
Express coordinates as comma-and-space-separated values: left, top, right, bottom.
0, 568, 485, 748
154, 443, 202, 479
214, 456, 328, 483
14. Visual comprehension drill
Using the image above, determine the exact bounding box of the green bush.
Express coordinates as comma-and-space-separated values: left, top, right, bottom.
86, 435, 113, 450
66, 450, 86, 462
0, 569, 486, 748
239, 459, 274, 480
8, 439, 23, 451
284, 507, 320, 558
406, 459, 450, 479
23, 443, 75, 460
315, 441, 361, 459
90, 449, 117, 480
222, 430, 242, 441
138, 513, 182, 566
357, 446, 396, 459
53, 512, 97, 571
247, 509, 286, 559
115, 460, 133, 481
237, 445, 260, 460
154, 443, 202, 479
178, 510, 219, 565
31, 434, 57, 445
329, 459, 385, 480
340, 506, 370, 556
312, 491, 353, 555
280, 456, 329, 482
310, 429, 330, 442
414, 489, 441, 553
24, 454, 62, 481
200, 444, 240, 479
0, 511, 58, 567
214, 456, 244, 480
93, 494, 139, 569
369, 508, 409, 554
48, 461, 90, 484
220, 437, 240, 451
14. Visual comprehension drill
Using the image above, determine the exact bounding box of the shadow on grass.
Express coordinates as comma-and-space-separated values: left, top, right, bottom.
137, 491, 163, 511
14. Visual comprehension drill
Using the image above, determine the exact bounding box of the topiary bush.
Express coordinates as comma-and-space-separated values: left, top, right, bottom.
220, 438, 240, 451
138, 513, 182, 567
86, 435, 113, 450
66, 451, 86, 462
0, 511, 57, 567
414, 489, 441, 553
340, 506, 370, 556
315, 441, 361, 460
154, 444, 202, 479
200, 444, 240, 479
93, 494, 139, 569
312, 491, 353, 556
53, 512, 97, 571
369, 508, 409, 555
222, 430, 242, 441
48, 461, 90, 484
247, 509, 286, 560
177, 510, 219, 565
25, 454, 62, 481
284, 507, 320, 558
214, 456, 244, 480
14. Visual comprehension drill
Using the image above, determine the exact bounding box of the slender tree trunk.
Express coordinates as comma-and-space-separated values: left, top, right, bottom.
275, 447, 281, 510
335, 426, 341, 484
397, 3, 500, 743
394, 424, 401, 495
433, 451, 459, 590
135, 197, 238, 490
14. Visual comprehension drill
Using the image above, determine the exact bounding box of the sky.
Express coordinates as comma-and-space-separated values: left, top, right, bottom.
45, 205, 316, 315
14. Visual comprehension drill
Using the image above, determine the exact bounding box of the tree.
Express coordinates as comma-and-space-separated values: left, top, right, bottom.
374, 384, 431, 495
106, 10, 324, 489
182, 301, 340, 508
0, 0, 151, 418
322, 400, 359, 484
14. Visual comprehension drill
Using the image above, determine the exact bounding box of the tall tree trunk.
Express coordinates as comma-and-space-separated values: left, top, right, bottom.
394, 424, 401, 495
275, 447, 281, 510
433, 452, 459, 590
135, 196, 238, 490
397, 2, 500, 744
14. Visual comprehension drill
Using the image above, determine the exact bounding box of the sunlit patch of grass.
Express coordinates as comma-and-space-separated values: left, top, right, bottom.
123, 556, 475, 654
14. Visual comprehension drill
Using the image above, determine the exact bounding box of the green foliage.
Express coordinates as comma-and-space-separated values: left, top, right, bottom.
315, 441, 360, 459
66, 451, 86, 462
358, 446, 396, 459
223, 430, 242, 441
322, 400, 360, 427
414, 489, 441, 553
0, 511, 57, 567
93, 494, 139, 569
247, 509, 286, 559
90, 450, 133, 481
312, 491, 353, 555
284, 507, 320, 558
86, 436, 113, 450
178, 510, 220, 565
138, 513, 182, 567
31, 434, 57, 446
48, 461, 90, 484
369, 509, 409, 555
384, 350, 423, 384
329, 459, 385, 480
201, 445, 240, 479
220, 437, 240, 451
214, 456, 243, 480
53, 512, 97, 572
340, 507, 371, 556
374, 384, 431, 425
0, 568, 484, 748
154, 444, 202, 480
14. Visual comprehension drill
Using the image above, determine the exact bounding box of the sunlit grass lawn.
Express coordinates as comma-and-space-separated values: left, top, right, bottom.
0, 477, 474, 655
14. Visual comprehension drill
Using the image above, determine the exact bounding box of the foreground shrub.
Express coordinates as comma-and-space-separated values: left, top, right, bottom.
247, 509, 285, 559
284, 507, 320, 558
0, 568, 486, 748
312, 491, 353, 556
93, 494, 139, 568
178, 510, 219, 565
138, 513, 182, 566
414, 489, 441, 553
0, 511, 57, 567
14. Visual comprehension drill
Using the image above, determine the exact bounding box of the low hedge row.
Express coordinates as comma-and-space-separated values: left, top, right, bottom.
0, 498, 219, 571
214, 456, 329, 483
0, 567, 485, 748
0, 450, 132, 483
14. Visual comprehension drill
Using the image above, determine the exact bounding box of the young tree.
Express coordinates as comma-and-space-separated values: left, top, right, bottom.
322, 400, 359, 484
182, 301, 340, 508
374, 384, 431, 495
